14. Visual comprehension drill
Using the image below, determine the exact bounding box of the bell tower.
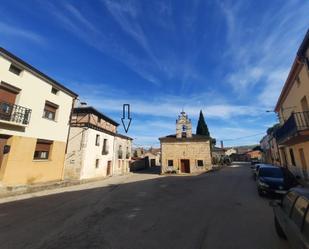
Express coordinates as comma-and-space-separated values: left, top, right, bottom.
176, 110, 192, 138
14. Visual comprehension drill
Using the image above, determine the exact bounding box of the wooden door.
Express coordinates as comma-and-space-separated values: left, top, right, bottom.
107, 161, 112, 176
299, 148, 308, 179
180, 159, 190, 173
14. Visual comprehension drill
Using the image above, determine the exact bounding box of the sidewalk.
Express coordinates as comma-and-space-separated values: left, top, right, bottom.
0, 173, 133, 203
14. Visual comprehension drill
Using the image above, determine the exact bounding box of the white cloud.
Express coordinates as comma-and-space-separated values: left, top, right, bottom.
0, 22, 45, 45
219, 0, 309, 102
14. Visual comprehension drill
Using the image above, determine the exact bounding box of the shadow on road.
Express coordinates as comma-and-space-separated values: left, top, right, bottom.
130, 165, 161, 175
0, 164, 290, 249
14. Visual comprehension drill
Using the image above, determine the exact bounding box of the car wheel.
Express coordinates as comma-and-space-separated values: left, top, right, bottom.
275, 217, 286, 239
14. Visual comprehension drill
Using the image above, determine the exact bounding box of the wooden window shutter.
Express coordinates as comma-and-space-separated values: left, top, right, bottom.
0, 86, 18, 104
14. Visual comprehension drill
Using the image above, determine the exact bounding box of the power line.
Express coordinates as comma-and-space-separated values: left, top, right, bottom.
220, 132, 265, 142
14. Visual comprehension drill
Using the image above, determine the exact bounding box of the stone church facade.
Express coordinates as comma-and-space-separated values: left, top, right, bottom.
159, 111, 212, 174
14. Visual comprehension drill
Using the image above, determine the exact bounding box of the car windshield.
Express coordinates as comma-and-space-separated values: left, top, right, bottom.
259, 168, 283, 178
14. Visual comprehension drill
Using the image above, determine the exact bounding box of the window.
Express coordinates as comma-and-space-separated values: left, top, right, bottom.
291, 197, 308, 229
95, 159, 100, 168
118, 145, 123, 159
289, 148, 296, 166
33, 139, 52, 160
95, 134, 100, 146
102, 139, 108, 154
51, 87, 59, 95
9, 64, 22, 76
197, 160, 204, 166
0, 84, 19, 104
168, 160, 173, 166
43, 101, 58, 121
98, 117, 101, 123
126, 146, 130, 159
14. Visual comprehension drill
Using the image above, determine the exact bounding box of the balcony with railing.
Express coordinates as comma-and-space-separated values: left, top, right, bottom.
0, 101, 31, 126
126, 152, 130, 159
274, 111, 309, 145
118, 150, 123, 159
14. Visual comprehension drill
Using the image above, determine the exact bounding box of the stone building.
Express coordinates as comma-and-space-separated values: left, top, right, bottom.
159, 111, 212, 174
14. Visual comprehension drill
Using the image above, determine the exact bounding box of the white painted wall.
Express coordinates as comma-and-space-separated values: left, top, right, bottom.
0, 55, 74, 142
80, 128, 114, 179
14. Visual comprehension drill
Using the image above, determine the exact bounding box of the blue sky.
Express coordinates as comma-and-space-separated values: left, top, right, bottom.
1, 0, 308, 148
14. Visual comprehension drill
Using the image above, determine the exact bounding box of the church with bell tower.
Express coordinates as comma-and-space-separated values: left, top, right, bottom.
159, 110, 212, 174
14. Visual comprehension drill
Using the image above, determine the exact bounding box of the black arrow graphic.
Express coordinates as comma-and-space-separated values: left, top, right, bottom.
121, 104, 131, 133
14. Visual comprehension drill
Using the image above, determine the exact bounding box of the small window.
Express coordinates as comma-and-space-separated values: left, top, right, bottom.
197, 160, 204, 166
51, 87, 59, 95
95, 159, 100, 168
34, 139, 52, 160
289, 148, 296, 166
43, 101, 58, 121
9, 64, 22, 76
168, 160, 173, 166
95, 134, 100, 146
282, 191, 298, 215
291, 196, 308, 229
102, 139, 108, 154
98, 117, 101, 123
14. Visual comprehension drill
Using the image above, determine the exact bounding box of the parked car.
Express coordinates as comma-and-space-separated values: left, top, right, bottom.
256, 165, 298, 196
251, 159, 260, 165
270, 188, 309, 249
252, 163, 271, 179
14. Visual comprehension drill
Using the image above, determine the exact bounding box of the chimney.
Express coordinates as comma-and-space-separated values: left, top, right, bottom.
220, 140, 224, 149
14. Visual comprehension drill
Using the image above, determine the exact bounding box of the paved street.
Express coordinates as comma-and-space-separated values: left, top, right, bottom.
0, 163, 290, 249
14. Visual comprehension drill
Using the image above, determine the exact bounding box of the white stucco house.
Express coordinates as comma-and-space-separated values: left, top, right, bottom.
64, 106, 132, 180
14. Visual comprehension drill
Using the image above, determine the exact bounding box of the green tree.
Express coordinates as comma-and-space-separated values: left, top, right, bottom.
196, 110, 210, 137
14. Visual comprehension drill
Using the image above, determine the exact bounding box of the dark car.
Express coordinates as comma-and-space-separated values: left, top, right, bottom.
252, 163, 271, 180
256, 166, 298, 196
251, 159, 260, 165
271, 188, 309, 249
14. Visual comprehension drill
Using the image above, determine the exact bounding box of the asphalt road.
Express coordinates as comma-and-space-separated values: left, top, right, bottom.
0, 163, 290, 249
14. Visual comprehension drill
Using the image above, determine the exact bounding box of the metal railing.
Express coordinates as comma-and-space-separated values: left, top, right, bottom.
0, 101, 31, 125
274, 111, 309, 143
126, 152, 130, 159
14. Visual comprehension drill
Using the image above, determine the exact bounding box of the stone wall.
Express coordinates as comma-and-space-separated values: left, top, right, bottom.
161, 140, 212, 174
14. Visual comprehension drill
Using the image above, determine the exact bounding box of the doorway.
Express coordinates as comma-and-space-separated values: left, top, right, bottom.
280, 148, 287, 167
106, 160, 112, 176
151, 159, 156, 167
180, 159, 190, 173
299, 148, 308, 179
